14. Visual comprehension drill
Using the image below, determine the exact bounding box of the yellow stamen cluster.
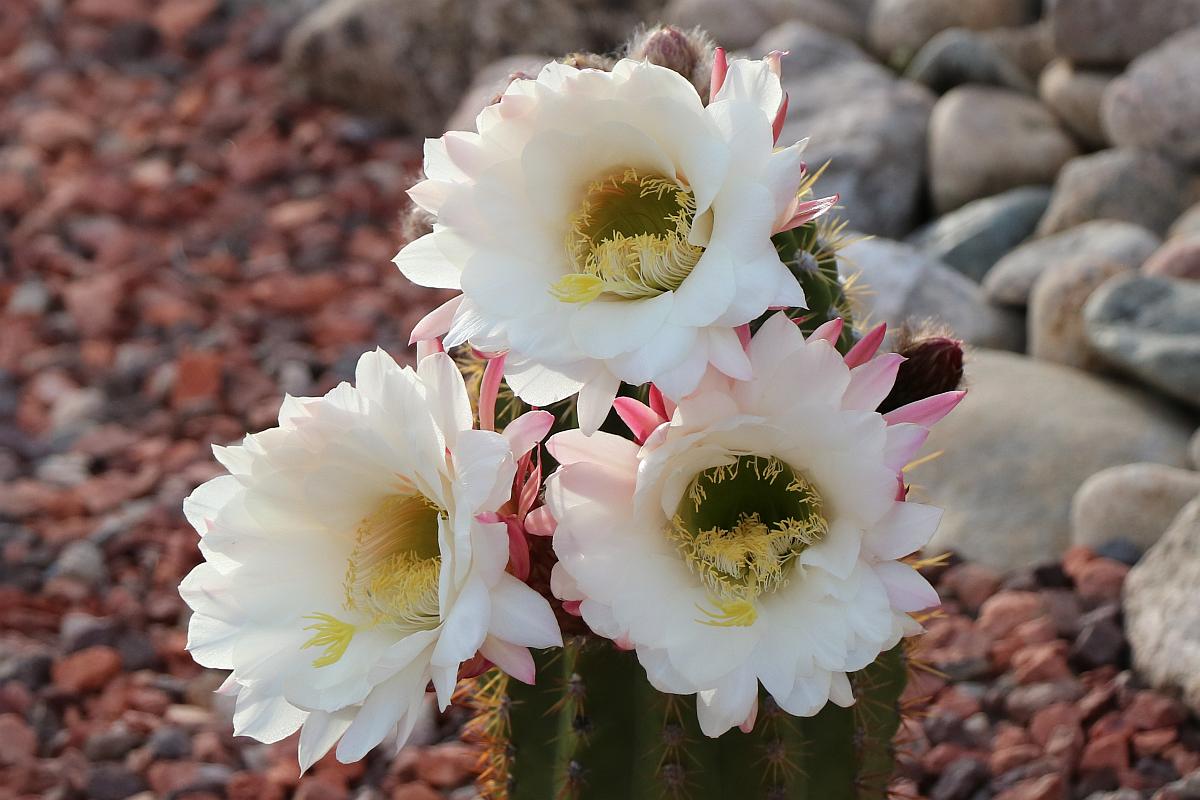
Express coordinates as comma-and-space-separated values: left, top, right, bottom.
301, 492, 445, 668
669, 455, 828, 628
550, 168, 703, 304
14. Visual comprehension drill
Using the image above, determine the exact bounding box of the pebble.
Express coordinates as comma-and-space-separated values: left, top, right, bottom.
51, 646, 123, 694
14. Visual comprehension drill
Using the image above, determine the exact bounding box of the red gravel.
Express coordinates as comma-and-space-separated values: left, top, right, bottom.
0, 1, 464, 797
896, 548, 1200, 799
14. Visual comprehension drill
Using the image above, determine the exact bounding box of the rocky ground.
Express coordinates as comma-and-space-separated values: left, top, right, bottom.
2, 0, 1200, 799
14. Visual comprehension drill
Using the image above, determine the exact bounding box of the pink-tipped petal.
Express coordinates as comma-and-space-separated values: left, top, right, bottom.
772, 92, 789, 143
503, 409, 553, 459
874, 561, 940, 613
775, 194, 839, 234
735, 323, 752, 350
648, 383, 675, 420
739, 696, 760, 734
883, 390, 966, 428
480, 637, 536, 685
506, 519, 530, 581
408, 294, 463, 345
524, 505, 556, 537
613, 397, 667, 444
562, 599, 583, 617
478, 352, 508, 432
809, 317, 844, 345
709, 47, 728, 102
614, 636, 634, 652
415, 338, 444, 361
842, 353, 905, 412
843, 322, 887, 369
765, 50, 787, 77
517, 460, 542, 518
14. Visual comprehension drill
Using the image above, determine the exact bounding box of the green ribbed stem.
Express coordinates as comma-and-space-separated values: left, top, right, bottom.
481, 639, 906, 800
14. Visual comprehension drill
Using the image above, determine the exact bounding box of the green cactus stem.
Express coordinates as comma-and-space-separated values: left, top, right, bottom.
465, 639, 907, 800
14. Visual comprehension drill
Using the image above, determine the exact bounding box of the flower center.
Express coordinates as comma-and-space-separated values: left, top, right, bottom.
669, 455, 828, 627
550, 168, 704, 304
301, 493, 444, 667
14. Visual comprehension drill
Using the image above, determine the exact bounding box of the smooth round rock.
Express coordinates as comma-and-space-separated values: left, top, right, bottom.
1038, 58, 1114, 150
1084, 273, 1200, 409
904, 27, 1034, 95
1142, 236, 1200, 282
929, 87, 1078, 214
1071, 463, 1200, 551
916, 350, 1194, 571
982, 219, 1160, 307
869, 0, 1037, 66
1125, 498, 1200, 713
838, 237, 1023, 350
663, 0, 774, 49
1103, 28, 1200, 167
907, 186, 1050, 283
1037, 148, 1189, 237
1028, 257, 1131, 369
1170, 203, 1200, 240
1050, 0, 1200, 67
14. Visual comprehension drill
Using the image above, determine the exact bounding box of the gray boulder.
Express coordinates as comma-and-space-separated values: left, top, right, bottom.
907, 186, 1050, 283
839, 237, 1024, 350
917, 350, 1195, 570
283, 0, 660, 134
868, 0, 1038, 67
928, 87, 1078, 214
1050, 0, 1200, 67
1072, 463, 1200, 551
1084, 274, 1200, 410
1125, 497, 1200, 713
1037, 149, 1190, 237
904, 28, 1034, 95
1102, 27, 1200, 168
982, 220, 1161, 307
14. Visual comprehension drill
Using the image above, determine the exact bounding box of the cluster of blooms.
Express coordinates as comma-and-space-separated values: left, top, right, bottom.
181, 45, 963, 770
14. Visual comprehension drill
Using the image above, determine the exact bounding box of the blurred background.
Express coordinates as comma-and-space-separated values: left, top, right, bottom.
1, 0, 1198, 798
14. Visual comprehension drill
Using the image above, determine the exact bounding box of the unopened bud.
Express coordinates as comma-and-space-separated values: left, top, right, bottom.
625, 25, 715, 97
878, 323, 965, 413
630, 25, 697, 77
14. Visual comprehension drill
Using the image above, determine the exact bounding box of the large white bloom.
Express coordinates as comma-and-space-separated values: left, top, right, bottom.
395, 55, 809, 432
544, 314, 963, 736
180, 350, 561, 769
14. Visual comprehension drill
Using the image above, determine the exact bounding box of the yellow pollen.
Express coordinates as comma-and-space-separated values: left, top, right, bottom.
301, 492, 444, 667
669, 455, 829, 627
550, 168, 704, 304
301, 613, 357, 668
698, 598, 759, 628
